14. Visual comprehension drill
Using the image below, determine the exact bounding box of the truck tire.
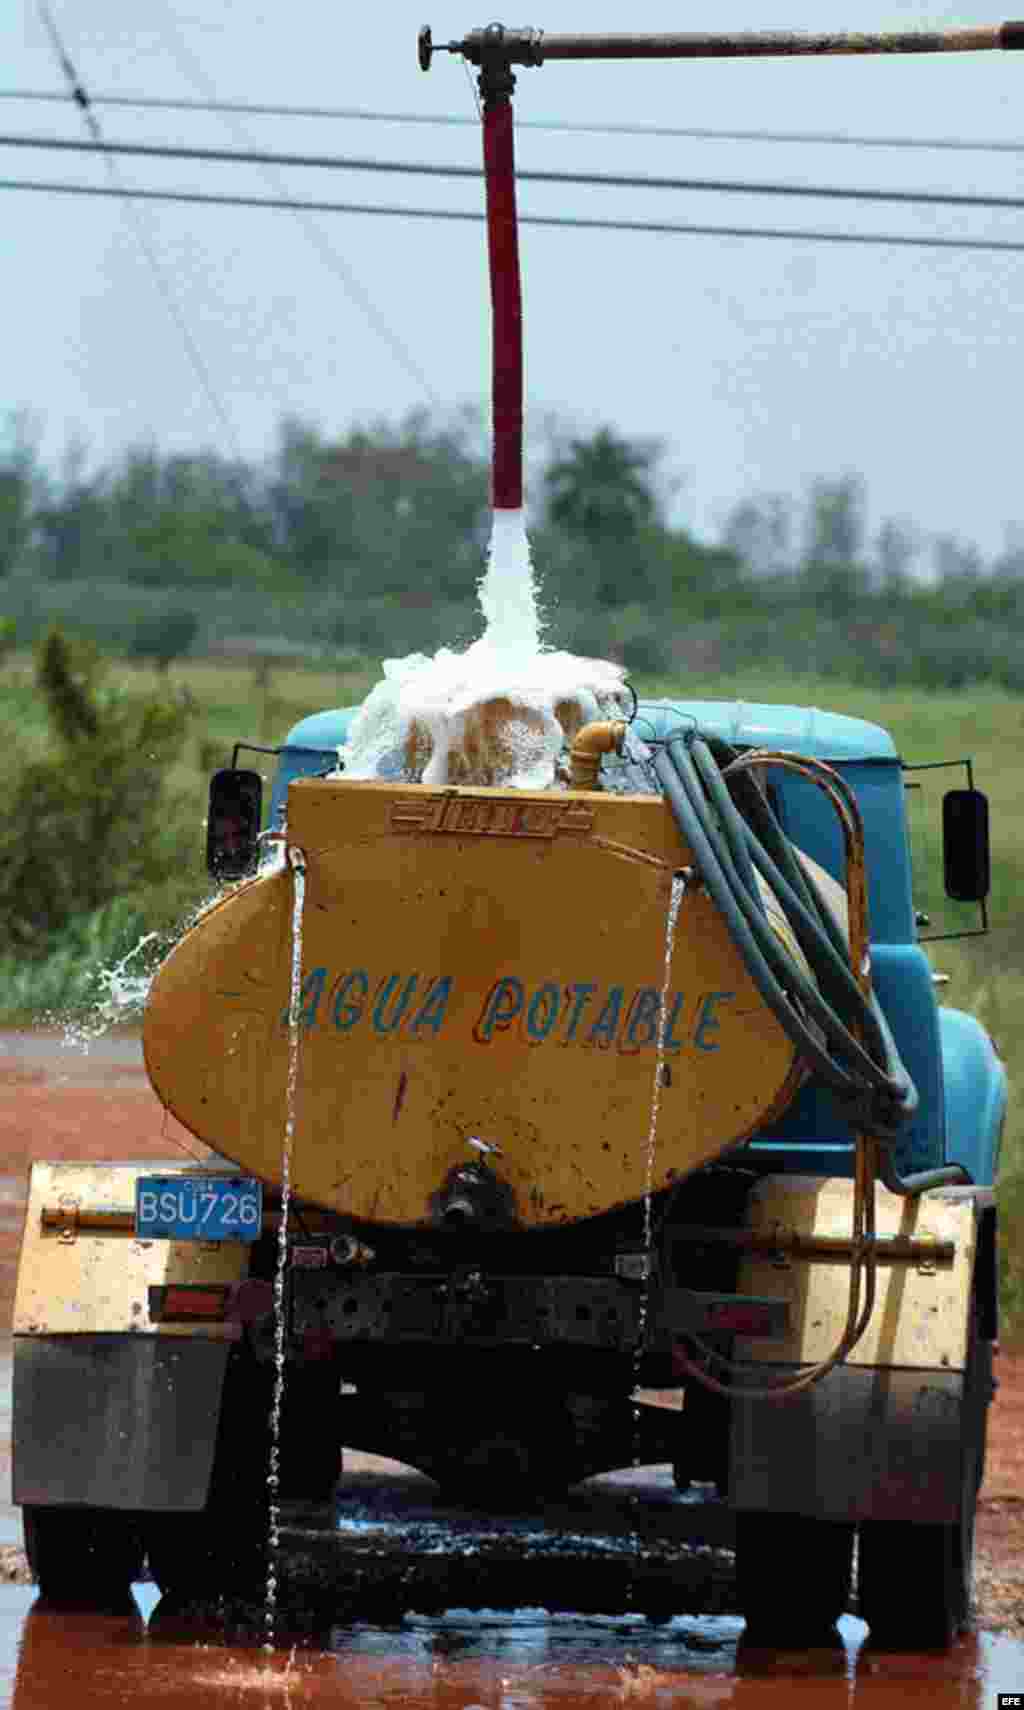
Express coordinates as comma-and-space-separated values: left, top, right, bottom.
859, 1515, 970, 1650
145, 1345, 272, 1599
858, 1322, 991, 1649
145, 1503, 269, 1600
23, 1506, 144, 1604
144, 1352, 342, 1598
735, 1511, 855, 1642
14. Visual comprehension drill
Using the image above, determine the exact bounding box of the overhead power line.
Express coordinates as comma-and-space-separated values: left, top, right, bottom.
32, 2, 243, 461
3, 86, 1024, 156
4, 174, 1024, 255
6, 131, 1024, 213
145, 1, 439, 406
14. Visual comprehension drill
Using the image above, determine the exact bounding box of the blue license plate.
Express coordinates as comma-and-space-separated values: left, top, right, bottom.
135, 1175, 263, 1242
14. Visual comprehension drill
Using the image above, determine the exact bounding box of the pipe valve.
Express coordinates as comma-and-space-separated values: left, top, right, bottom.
419, 23, 544, 72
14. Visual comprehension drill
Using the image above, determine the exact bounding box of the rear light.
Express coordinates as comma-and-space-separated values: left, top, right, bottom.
148, 1284, 231, 1322
670, 1289, 789, 1342
702, 1302, 782, 1336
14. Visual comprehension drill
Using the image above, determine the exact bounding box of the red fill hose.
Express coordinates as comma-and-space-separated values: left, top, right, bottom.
482, 96, 524, 511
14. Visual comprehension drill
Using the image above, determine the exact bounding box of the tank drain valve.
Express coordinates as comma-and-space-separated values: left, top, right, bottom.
430, 1161, 517, 1230
330, 1234, 376, 1268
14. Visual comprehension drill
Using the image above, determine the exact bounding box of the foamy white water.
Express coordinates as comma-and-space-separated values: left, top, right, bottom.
337, 509, 631, 791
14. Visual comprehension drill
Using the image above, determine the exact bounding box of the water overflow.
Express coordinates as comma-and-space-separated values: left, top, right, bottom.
629, 869, 688, 1594
263, 844, 307, 1654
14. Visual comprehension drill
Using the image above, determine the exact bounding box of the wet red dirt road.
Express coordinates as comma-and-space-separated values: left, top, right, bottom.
0, 1033, 1021, 1707
4, 1594, 1024, 1709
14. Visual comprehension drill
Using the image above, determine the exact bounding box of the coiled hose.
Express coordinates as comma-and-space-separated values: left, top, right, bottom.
645, 730, 966, 1400
649, 731, 967, 1194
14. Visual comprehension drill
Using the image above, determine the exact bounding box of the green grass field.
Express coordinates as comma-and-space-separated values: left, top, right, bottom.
3, 651, 1022, 1330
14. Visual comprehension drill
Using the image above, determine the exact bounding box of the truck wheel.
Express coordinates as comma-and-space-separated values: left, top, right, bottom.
145, 1346, 271, 1599
145, 1354, 341, 1598
23, 1506, 144, 1604
145, 1504, 269, 1600
858, 1313, 990, 1649
735, 1511, 855, 1643
858, 1516, 971, 1649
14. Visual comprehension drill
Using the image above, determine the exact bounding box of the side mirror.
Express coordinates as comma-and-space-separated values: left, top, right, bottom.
943, 788, 990, 902
207, 769, 262, 880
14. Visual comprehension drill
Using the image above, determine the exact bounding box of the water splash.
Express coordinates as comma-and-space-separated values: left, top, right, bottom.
263, 844, 307, 1655
336, 509, 630, 790
55, 882, 231, 1055
58, 929, 162, 1052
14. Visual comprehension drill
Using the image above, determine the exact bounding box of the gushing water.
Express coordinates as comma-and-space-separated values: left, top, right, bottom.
475, 506, 544, 654
263, 844, 307, 1654
336, 509, 630, 789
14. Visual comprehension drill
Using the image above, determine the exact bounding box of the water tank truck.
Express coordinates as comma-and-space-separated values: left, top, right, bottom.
11, 19, 1012, 1650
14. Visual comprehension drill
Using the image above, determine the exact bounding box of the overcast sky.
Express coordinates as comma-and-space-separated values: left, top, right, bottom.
3, 1, 1024, 562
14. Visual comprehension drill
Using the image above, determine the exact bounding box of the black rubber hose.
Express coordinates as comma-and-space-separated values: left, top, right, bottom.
653, 744, 862, 1100
673, 736, 916, 1127
738, 818, 888, 1058
877, 1156, 969, 1194
687, 735, 764, 915
689, 735, 885, 1045
709, 736, 853, 970
669, 741, 897, 1094
652, 735, 916, 1139
676, 736, 906, 1091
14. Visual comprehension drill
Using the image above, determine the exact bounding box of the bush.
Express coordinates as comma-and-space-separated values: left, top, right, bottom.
0, 628, 197, 958
0, 895, 154, 1024
130, 608, 199, 671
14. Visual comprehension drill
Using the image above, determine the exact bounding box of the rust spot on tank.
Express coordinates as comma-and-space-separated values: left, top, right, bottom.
392, 1071, 409, 1125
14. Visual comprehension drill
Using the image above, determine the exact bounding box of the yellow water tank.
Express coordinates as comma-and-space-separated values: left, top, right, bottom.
144, 777, 812, 1227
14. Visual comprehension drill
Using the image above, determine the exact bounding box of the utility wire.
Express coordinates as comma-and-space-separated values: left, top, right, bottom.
146, 2, 439, 407
3, 86, 1024, 156
6, 131, 1024, 213
32, 2, 244, 462
5, 174, 1024, 255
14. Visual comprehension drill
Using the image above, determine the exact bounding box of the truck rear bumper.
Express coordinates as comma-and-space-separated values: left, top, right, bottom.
13, 1334, 230, 1512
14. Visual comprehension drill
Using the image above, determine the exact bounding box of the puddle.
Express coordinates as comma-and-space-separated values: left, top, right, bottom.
0, 1585, 1022, 1708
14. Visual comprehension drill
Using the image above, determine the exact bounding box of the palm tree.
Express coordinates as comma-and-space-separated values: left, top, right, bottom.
543, 428, 661, 552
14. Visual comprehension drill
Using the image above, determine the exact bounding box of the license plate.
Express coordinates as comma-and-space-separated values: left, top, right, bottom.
135, 1175, 263, 1242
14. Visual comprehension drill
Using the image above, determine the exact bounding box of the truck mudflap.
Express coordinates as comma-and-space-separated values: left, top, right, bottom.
13, 1334, 231, 1511
13, 1162, 250, 1513
727, 1174, 982, 1525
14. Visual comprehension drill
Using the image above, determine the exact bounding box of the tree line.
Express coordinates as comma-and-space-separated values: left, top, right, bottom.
2, 407, 1024, 688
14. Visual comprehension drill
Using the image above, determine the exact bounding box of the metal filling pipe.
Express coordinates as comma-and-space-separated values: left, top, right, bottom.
419, 15, 1024, 501
421, 22, 1024, 69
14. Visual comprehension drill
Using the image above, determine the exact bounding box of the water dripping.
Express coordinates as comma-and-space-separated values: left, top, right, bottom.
628, 870, 688, 1593
641, 870, 688, 1289
263, 843, 307, 1655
